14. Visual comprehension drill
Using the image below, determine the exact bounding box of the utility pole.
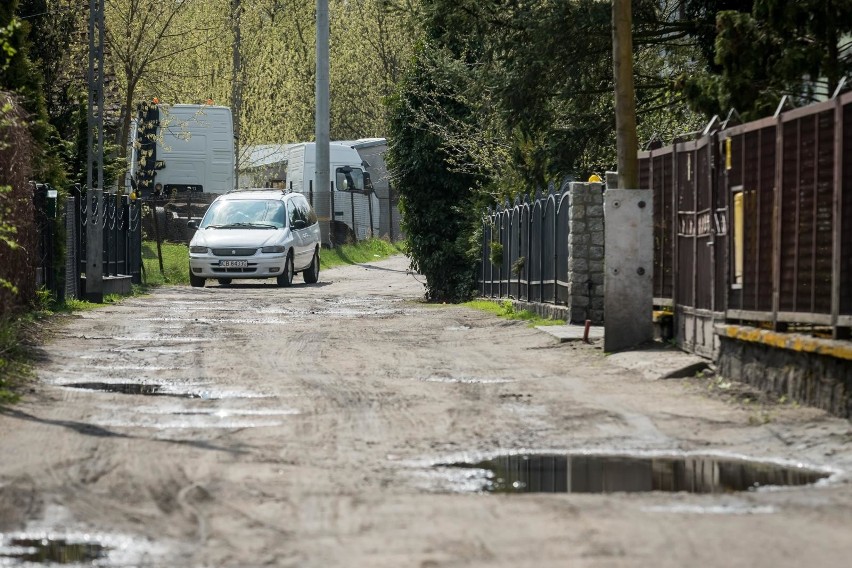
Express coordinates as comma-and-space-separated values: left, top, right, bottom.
86, 0, 105, 302
612, 0, 638, 189
316, 0, 330, 234
232, 0, 242, 188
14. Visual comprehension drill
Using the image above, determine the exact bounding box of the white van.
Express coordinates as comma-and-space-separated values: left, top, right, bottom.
127, 104, 235, 196
283, 142, 380, 245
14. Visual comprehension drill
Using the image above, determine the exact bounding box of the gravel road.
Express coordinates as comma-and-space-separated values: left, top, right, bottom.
1, 254, 851, 567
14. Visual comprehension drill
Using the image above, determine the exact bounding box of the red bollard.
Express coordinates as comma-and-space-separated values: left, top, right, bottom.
583, 319, 592, 343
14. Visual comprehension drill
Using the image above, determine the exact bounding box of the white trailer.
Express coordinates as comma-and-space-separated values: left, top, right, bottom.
128, 104, 235, 196
283, 142, 380, 245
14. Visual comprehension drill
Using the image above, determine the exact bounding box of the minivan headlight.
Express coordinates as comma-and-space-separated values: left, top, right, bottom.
261, 245, 286, 253
189, 246, 208, 253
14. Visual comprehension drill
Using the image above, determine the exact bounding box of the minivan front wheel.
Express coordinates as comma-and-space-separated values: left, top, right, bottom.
276, 252, 294, 287
303, 248, 320, 284
189, 272, 206, 288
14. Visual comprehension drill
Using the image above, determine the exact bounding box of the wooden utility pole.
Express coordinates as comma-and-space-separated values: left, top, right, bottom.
612, 0, 638, 189
316, 0, 330, 237
86, 0, 105, 302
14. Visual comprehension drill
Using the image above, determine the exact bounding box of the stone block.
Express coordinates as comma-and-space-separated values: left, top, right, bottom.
588, 205, 604, 217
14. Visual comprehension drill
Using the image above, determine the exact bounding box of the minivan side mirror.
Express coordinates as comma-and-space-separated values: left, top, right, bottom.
292, 219, 307, 230
363, 172, 374, 192
187, 220, 197, 229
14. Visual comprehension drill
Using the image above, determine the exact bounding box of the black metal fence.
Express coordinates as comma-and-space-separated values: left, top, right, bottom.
78, 188, 142, 284
640, 90, 852, 353
480, 183, 573, 306
44, 186, 144, 299
32, 183, 60, 299
300, 183, 380, 246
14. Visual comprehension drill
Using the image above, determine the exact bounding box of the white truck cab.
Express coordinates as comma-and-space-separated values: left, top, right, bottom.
283, 142, 380, 245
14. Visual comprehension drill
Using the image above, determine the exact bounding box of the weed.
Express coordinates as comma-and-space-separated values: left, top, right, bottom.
463, 299, 565, 327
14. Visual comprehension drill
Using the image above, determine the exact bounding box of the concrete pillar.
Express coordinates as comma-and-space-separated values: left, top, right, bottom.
604, 189, 653, 351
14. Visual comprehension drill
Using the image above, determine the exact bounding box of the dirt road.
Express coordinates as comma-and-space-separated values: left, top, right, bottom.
1, 255, 851, 567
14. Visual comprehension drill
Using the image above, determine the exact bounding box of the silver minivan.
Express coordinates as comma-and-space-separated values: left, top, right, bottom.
187, 189, 321, 287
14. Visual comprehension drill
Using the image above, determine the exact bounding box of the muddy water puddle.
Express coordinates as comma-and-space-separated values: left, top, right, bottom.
0, 537, 106, 565
62, 382, 206, 399
60, 382, 273, 401
439, 453, 831, 494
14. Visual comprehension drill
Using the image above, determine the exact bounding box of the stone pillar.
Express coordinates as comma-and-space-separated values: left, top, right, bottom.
567, 182, 605, 324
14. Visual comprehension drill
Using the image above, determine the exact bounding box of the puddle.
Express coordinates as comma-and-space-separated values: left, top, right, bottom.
61, 382, 273, 401
0, 537, 106, 564
439, 453, 830, 494
421, 376, 514, 384
62, 382, 206, 399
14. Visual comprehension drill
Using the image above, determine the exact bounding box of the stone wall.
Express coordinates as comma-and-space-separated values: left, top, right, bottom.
717, 327, 852, 419
567, 183, 605, 324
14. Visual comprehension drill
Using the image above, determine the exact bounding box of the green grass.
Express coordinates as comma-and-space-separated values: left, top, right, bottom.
463, 299, 566, 327
141, 238, 406, 286
0, 317, 28, 403
143, 241, 192, 286
0, 289, 141, 403
319, 238, 405, 269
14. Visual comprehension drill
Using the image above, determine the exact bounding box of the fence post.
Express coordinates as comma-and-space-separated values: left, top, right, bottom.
832, 96, 847, 339
129, 197, 142, 284
350, 190, 356, 242
329, 180, 336, 247
772, 111, 784, 330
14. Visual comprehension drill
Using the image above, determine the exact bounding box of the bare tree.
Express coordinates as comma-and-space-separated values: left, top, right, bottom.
105, 0, 216, 156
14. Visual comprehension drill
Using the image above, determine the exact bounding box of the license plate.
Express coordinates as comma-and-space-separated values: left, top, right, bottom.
220, 260, 247, 268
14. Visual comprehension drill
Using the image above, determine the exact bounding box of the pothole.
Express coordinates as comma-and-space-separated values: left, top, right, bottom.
438, 453, 831, 494
0, 537, 107, 564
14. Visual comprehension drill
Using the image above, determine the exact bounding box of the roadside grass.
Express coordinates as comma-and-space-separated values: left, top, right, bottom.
143, 241, 191, 286
0, 291, 134, 403
0, 317, 28, 403
141, 238, 405, 286
463, 299, 565, 327
320, 238, 405, 269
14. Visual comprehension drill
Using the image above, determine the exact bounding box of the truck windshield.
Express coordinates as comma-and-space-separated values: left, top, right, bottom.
335, 167, 365, 191
200, 200, 286, 229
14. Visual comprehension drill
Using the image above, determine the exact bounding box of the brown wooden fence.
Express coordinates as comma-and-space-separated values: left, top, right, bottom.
640, 91, 852, 356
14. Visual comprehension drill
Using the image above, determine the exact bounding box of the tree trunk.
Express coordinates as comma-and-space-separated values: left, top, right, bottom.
118, 76, 138, 160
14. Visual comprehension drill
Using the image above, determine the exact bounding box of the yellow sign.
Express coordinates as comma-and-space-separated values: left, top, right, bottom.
725, 138, 732, 170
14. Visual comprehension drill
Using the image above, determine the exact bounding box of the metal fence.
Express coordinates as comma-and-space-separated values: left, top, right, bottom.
67, 186, 143, 295
640, 90, 852, 353
480, 183, 573, 305
299, 183, 380, 246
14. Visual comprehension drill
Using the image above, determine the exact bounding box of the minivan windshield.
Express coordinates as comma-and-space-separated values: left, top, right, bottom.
200, 199, 286, 229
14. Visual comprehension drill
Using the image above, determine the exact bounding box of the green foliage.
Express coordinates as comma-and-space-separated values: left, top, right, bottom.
679, 0, 852, 120
488, 241, 503, 267
386, 43, 484, 302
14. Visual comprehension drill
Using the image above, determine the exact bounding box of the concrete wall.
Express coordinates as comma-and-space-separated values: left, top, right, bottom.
567, 182, 605, 324
717, 325, 852, 419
